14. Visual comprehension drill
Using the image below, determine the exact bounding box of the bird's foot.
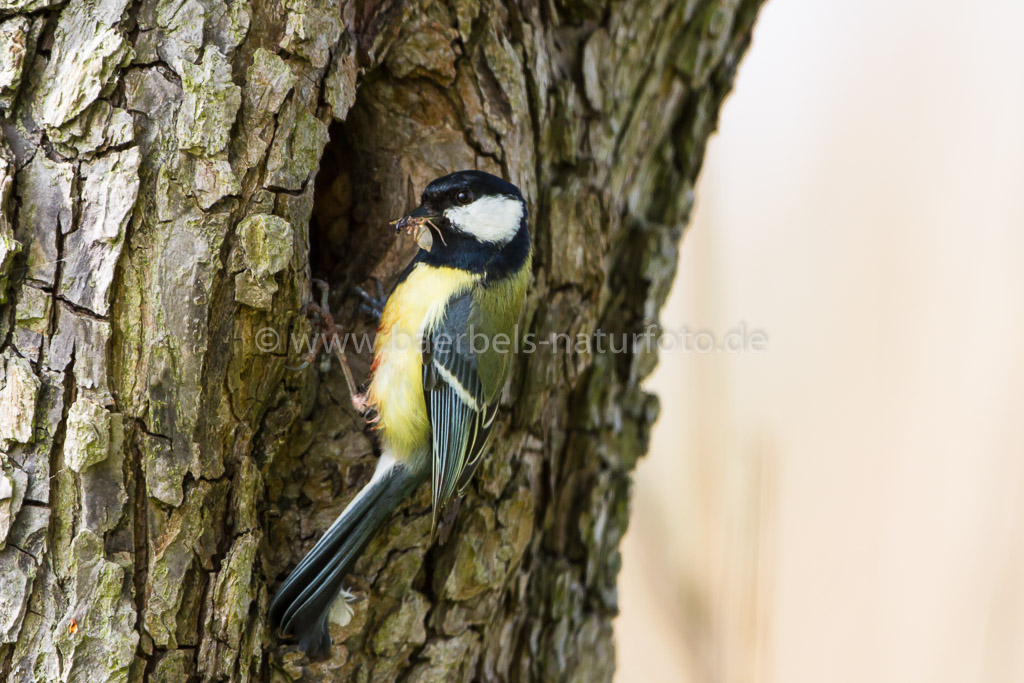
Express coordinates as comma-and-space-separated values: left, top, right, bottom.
350, 278, 386, 322
287, 279, 379, 418
349, 391, 370, 415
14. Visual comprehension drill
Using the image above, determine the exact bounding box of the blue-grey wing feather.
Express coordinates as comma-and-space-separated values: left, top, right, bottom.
423, 293, 496, 521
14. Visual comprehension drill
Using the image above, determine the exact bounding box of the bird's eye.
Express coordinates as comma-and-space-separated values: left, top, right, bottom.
456, 190, 473, 205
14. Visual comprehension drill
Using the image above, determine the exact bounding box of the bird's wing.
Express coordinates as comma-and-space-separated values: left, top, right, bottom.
422, 292, 499, 524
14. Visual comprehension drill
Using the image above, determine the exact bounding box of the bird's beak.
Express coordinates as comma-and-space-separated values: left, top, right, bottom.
407, 204, 432, 220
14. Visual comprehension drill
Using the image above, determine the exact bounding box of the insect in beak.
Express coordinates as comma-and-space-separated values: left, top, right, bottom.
389, 214, 447, 252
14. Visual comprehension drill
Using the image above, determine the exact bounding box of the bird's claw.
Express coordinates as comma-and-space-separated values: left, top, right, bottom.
350, 279, 385, 322
291, 278, 380, 418
312, 278, 331, 311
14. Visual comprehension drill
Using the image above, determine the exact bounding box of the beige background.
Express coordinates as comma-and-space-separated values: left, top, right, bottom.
614, 1, 1024, 681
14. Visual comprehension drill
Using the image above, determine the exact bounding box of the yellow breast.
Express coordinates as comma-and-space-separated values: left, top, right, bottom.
366, 263, 480, 457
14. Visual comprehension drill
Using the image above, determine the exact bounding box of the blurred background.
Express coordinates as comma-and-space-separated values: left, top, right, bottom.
614, 1, 1024, 682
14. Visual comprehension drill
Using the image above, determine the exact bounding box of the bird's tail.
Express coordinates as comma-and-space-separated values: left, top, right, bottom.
269, 452, 421, 658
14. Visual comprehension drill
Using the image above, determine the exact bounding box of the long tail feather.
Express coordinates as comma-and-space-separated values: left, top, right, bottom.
269, 453, 421, 659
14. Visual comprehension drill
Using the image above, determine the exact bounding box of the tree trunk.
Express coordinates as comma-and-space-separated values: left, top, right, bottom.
0, 0, 763, 680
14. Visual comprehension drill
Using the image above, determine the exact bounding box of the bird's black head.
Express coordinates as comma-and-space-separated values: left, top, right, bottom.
414, 170, 525, 243
422, 169, 523, 204
400, 170, 530, 279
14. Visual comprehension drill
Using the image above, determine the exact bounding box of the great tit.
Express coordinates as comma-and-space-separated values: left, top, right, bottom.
269, 170, 532, 658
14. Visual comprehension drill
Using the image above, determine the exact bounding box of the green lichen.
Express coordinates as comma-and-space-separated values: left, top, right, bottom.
370, 591, 429, 656
324, 37, 357, 120
0, 355, 40, 445
14, 284, 50, 333
150, 650, 194, 683
385, 10, 458, 85
673, 0, 740, 86
65, 397, 113, 473
437, 507, 505, 601
193, 157, 240, 209
151, 0, 204, 64
49, 100, 135, 157
280, 0, 341, 69
210, 533, 259, 648
450, 0, 479, 43
145, 485, 212, 649
237, 214, 293, 278
36, 0, 134, 129
237, 49, 296, 171
55, 531, 138, 683
405, 633, 480, 682
141, 432, 185, 507
176, 49, 242, 156
265, 104, 329, 191
234, 214, 293, 310
247, 49, 296, 114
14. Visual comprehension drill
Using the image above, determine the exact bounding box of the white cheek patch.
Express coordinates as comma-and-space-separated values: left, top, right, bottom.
443, 195, 523, 244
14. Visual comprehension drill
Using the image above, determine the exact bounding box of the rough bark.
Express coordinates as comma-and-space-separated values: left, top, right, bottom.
0, 0, 763, 680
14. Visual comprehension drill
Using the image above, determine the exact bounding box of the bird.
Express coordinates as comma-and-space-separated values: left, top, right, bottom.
269, 170, 532, 658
